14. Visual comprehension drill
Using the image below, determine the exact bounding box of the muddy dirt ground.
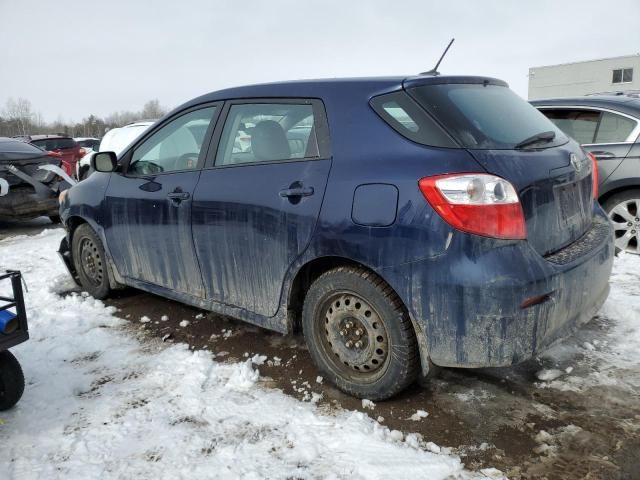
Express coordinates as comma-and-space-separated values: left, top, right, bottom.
4, 219, 639, 479
0, 216, 57, 240
107, 289, 639, 480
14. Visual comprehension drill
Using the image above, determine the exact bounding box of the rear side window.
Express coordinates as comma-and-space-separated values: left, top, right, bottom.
541, 109, 600, 144
216, 103, 320, 166
408, 84, 568, 150
595, 112, 637, 143
370, 91, 457, 148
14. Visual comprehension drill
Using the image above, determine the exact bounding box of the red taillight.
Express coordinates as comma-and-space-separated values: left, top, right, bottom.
588, 152, 599, 199
419, 173, 527, 240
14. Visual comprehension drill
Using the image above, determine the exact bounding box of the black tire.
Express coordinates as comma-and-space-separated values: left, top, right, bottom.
78, 164, 92, 181
0, 351, 25, 411
602, 189, 640, 255
49, 215, 61, 224
302, 267, 419, 400
72, 223, 111, 299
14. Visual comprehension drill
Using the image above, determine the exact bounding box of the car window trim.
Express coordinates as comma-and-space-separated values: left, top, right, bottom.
536, 105, 640, 145
203, 97, 332, 170
120, 102, 223, 178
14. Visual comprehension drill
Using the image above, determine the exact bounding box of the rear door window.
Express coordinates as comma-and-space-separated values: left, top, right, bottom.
540, 109, 601, 144
408, 84, 568, 150
215, 103, 321, 166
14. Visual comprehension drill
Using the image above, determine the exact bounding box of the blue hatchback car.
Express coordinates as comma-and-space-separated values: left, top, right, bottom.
59, 75, 614, 400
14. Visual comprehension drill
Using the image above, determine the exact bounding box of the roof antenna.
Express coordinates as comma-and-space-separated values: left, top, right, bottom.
420, 38, 455, 76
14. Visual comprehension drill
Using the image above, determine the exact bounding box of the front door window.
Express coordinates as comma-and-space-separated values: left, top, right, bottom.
129, 107, 216, 175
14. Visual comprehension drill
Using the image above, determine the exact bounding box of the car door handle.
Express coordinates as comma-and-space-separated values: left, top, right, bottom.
591, 151, 615, 160
167, 191, 190, 201
279, 186, 314, 198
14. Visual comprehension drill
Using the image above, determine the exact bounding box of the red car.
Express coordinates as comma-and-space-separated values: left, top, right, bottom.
19, 135, 86, 178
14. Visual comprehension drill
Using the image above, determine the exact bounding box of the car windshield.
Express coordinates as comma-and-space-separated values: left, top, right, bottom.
408, 83, 568, 150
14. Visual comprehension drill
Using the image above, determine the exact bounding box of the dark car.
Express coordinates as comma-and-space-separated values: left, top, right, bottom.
59, 76, 614, 400
0, 137, 68, 221
19, 135, 86, 178
532, 95, 640, 254
74, 137, 100, 152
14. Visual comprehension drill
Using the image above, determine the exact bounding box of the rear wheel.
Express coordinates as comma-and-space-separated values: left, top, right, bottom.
603, 189, 640, 255
0, 351, 25, 411
72, 223, 111, 299
302, 267, 419, 400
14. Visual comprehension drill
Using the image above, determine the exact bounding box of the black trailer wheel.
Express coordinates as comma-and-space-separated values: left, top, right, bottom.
72, 223, 111, 299
302, 266, 419, 400
0, 351, 25, 411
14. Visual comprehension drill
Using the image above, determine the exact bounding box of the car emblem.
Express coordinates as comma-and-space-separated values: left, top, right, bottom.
570, 153, 582, 171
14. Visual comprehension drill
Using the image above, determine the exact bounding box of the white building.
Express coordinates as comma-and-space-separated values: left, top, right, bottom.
528, 54, 640, 100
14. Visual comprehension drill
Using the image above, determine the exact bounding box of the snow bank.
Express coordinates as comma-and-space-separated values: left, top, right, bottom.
0, 229, 492, 479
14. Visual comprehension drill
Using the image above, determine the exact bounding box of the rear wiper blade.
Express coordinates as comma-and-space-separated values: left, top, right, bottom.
514, 130, 556, 150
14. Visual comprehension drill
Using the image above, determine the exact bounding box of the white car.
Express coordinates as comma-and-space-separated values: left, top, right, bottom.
77, 121, 156, 180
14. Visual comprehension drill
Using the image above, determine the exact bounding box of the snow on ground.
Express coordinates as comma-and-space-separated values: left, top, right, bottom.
0, 229, 498, 479
539, 252, 640, 392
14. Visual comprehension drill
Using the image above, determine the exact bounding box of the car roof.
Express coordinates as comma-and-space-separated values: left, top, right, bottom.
0, 136, 29, 145
530, 95, 640, 117
122, 120, 157, 128
178, 75, 506, 109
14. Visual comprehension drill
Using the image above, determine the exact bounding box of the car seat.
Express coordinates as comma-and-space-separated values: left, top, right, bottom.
251, 120, 291, 162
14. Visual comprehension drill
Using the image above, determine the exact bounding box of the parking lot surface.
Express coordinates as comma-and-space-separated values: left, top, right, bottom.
2, 220, 638, 479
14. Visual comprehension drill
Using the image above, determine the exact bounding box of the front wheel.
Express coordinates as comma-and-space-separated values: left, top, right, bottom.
0, 351, 25, 411
302, 267, 419, 400
603, 189, 640, 255
72, 223, 111, 299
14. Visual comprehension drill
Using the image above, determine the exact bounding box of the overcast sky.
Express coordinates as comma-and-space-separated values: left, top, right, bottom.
1, 0, 639, 123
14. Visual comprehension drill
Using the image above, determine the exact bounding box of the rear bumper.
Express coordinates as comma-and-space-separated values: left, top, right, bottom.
381, 210, 615, 368
0, 186, 58, 219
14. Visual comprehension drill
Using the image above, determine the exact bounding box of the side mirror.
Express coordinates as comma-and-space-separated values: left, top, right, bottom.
91, 152, 118, 173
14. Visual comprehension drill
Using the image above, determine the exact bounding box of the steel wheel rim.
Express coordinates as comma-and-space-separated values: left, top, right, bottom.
608, 198, 640, 254
317, 291, 389, 381
80, 238, 104, 286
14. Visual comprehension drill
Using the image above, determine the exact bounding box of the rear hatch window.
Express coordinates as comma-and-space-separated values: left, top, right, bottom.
32, 138, 78, 151
0, 139, 47, 161
407, 83, 568, 150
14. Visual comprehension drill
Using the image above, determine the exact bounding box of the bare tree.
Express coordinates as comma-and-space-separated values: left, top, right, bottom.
0, 98, 169, 137
141, 99, 166, 119
3, 97, 34, 136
